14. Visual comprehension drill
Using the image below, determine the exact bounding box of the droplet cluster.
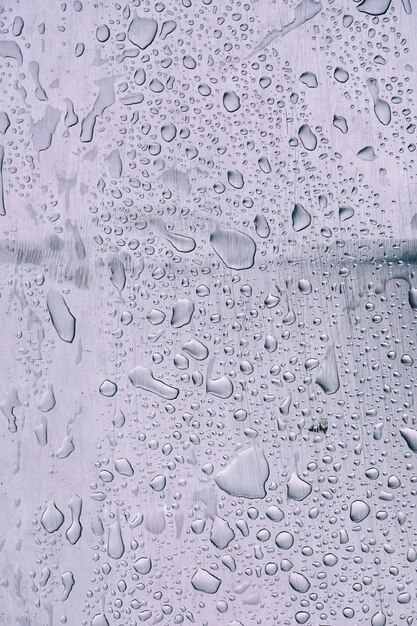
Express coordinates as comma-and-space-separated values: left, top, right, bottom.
0, 0, 417, 625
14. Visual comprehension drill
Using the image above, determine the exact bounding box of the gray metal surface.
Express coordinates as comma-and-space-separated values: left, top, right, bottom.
0, 1, 417, 625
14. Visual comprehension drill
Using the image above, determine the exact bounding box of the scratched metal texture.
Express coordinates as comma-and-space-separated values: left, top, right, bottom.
1, 1, 417, 625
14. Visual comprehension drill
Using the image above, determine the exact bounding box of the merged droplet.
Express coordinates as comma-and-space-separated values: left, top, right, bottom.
215, 447, 270, 499
298, 124, 317, 150
41, 501, 64, 533
46, 289, 76, 343
171, 299, 195, 328
287, 472, 312, 501
316, 346, 340, 395
191, 569, 222, 594
127, 16, 158, 49
210, 228, 256, 270
128, 366, 179, 400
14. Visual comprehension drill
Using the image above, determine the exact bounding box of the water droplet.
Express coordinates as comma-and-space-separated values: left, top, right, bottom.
215, 447, 270, 499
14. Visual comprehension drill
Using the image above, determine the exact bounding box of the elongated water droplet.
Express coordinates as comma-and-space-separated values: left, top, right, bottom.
47, 289, 76, 343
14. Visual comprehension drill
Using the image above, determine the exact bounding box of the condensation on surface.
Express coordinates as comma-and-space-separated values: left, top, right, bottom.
1, 1, 417, 625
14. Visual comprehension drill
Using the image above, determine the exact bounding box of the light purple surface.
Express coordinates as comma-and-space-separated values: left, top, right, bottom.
1, 1, 417, 625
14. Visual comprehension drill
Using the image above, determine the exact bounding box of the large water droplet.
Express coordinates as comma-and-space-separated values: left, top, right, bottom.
215, 447, 270, 499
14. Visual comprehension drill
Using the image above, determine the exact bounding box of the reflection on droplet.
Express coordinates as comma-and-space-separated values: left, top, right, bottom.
191, 569, 222, 594
254, 214, 270, 238
292, 203, 312, 232
298, 124, 317, 150
287, 472, 312, 501
215, 447, 270, 499
128, 366, 179, 399
223, 91, 241, 112
99, 380, 118, 397
41, 501, 65, 533
127, 16, 158, 49
350, 499, 370, 523
210, 228, 256, 270
316, 346, 340, 395
289, 572, 311, 593
47, 289, 76, 343
107, 516, 125, 559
